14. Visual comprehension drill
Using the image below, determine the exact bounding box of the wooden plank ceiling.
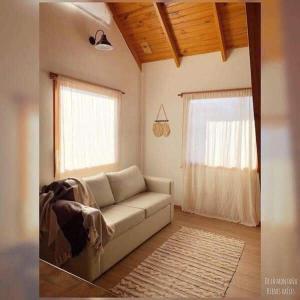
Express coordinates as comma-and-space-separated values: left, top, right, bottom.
107, 2, 249, 69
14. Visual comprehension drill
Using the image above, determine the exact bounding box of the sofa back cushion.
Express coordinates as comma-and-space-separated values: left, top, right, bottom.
106, 165, 146, 203
83, 173, 115, 208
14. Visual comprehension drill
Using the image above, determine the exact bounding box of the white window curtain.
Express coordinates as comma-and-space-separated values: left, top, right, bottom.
54, 76, 121, 179
182, 89, 260, 226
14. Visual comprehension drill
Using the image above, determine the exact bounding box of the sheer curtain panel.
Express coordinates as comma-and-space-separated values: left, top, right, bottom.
54, 76, 121, 178
182, 89, 260, 226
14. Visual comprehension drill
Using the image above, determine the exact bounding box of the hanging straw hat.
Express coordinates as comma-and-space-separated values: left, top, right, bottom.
153, 104, 171, 137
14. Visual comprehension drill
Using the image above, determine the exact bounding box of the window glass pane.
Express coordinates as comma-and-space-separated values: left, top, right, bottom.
186, 96, 257, 170
59, 86, 118, 172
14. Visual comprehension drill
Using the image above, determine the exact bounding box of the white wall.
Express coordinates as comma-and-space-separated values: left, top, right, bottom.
142, 48, 252, 205
39, 3, 141, 185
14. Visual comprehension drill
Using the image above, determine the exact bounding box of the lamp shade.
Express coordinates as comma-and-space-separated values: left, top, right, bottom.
95, 33, 113, 51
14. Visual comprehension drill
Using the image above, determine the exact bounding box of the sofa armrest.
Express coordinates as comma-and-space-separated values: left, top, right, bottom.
144, 176, 173, 195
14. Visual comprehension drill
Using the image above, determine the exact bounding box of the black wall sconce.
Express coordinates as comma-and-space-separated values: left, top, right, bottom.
89, 30, 113, 51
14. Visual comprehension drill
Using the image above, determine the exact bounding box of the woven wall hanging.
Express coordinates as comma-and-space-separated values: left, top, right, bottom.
152, 104, 171, 137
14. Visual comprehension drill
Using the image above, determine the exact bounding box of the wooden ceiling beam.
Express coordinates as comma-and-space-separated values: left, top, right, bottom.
246, 2, 261, 177
212, 3, 227, 61
107, 3, 142, 71
153, 2, 181, 67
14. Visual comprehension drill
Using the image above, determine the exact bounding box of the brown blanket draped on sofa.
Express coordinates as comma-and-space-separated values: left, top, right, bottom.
39, 178, 114, 266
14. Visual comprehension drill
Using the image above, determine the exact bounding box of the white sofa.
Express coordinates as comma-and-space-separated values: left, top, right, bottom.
40, 166, 174, 281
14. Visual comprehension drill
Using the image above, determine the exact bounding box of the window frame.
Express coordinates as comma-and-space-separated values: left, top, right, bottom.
52, 74, 122, 179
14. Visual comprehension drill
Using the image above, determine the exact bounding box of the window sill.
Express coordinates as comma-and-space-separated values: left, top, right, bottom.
55, 163, 119, 179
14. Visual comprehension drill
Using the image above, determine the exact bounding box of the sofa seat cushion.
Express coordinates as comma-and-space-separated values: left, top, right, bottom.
83, 173, 115, 208
118, 192, 171, 218
101, 205, 145, 238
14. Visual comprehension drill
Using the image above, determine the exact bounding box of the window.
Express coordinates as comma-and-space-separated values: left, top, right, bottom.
54, 76, 121, 178
187, 97, 257, 170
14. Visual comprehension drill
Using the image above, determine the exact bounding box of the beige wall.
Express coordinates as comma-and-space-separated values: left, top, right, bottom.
39, 3, 141, 185
141, 48, 252, 205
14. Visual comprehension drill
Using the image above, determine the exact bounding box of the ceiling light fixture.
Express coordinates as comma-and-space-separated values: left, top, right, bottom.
89, 29, 113, 51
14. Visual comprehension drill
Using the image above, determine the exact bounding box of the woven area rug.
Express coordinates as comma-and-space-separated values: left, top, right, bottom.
110, 226, 245, 298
